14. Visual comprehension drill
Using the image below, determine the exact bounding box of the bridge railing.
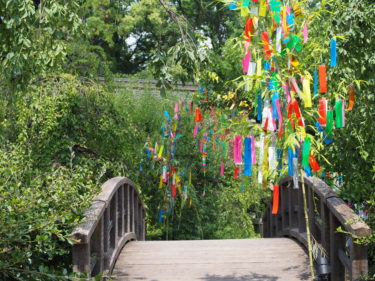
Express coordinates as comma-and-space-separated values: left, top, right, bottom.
263, 176, 371, 281
71, 177, 146, 277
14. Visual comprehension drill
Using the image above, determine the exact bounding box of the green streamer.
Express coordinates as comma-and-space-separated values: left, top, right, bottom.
335, 100, 343, 128
302, 137, 311, 167
326, 110, 334, 137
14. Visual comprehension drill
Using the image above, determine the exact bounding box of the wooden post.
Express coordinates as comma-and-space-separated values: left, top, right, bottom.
350, 240, 368, 281
118, 186, 124, 237
91, 218, 104, 275
125, 184, 130, 233
72, 243, 91, 274
130, 187, 134, 233
329, 213, 345, 281
134, 192, 139, 239
103, 208, 110, 268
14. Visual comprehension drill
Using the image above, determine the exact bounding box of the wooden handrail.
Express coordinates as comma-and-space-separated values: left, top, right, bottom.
71, 177, 146, 277
263, 176, 371, 281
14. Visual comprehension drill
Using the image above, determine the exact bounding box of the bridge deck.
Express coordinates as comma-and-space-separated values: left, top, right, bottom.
112, 238, 310, 281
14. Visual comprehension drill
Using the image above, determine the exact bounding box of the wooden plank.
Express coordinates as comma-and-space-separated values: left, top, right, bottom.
112, 239, 310, 281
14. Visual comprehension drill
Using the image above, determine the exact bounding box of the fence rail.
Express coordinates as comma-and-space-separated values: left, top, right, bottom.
71, 177, 146, 277
263, 176, 371, 281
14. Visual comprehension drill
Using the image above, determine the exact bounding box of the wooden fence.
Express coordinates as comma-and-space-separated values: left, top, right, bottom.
71, 177, 146, 277
263, 176, 371, 281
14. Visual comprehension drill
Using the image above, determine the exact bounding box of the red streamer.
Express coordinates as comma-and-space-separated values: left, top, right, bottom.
234, 166, 239, 179
272, 185, 280, 214
319, 65, 327, 93
261, 32, 272, 60
195, 108, 202, 122
245, 18, 253, 42
309, 154, 321, 172
318, 98, 327, 125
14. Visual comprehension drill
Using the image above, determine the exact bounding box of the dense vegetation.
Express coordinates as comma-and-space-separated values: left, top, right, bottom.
0, 0, 373, 280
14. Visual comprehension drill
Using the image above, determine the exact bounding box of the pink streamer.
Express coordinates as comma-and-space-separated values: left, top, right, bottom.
251, 136, 256, 164
233, 135, 243, 164
242, 50, 251, 74
174, 103, 179, 113
303, 23, 308, 43
193, 125, 199, 137
283, 81, 291, 103
220, 162, 225, 176
342, 100, 346, 127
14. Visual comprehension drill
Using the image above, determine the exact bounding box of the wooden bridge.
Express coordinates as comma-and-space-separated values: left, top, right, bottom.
71, 177, 371, 281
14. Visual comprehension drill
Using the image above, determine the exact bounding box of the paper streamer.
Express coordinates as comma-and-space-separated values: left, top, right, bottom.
302, 77, 312, 107
258, 134, 264, 184
242, 50, 251, 74
330, 39, 337, 67
304, 166, 312, 177
229, 1, 237, 10
162, 165, 168, 182
193, 124, 199, 137
261, 32, 272, 60
259, 0, 267, 16
303, 23, 308, 43
220, 162, 225, 176
158, 145, 164, 158
245, 18, 253, 42
313, 70, 318, 96
302, 137, 311, 167
275, 99, 283, 138
276, 27, 282, 53
277, 149, 283, 171
318, 98, 327, 125
347, 86, 356, 111
251, 136, 256, 164
319, 65, 327, 93
335, 99, 343, 128
257, 59, 262, 76
248, 62, 257, 76
287, 147, 294, 176
257, 94, 263, 122
326, 110, 334, 138
234, 166, 239, 179
244, 137, 252, 176
293, 157, 299, 189
272, 185, 280, 214
233, 135, 243, 164
195, 108, 202, 122
309, 154, 320, 172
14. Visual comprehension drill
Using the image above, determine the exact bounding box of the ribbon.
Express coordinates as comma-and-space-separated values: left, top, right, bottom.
330, 39, 337, 67
233, 135, 243, 164
302, 137, 311, 167
309, 154, 320, 172
335, 99, 344, 128
272, 185, 280, 214
220, 162, 225, 176
319, 65, 327, 93
195, 108, 202, 122
244, 137, 252, 176
318, 98, 327, 125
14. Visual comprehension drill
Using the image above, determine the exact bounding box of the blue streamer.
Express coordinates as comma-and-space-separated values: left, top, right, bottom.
313, 70, 318, 96
244, 137, 252, 176
147, 149, 151, 158
304, 166, 312, 177
264, 62, 271, 71
277, 149, 283, 171
287, 14, 295, 31
330, 39, 337, 67
288, 147, 294, 176
164, 110, 170, 121
158, 209, 164, 223
272, 93, 280, 120
257, 94, 263, 121
315, 121, 323, 133
229, 1, 237, 10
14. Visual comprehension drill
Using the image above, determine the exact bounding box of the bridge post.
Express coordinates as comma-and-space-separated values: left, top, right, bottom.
350, 240, 368, 281
329, 212, 345, 281
72, 243, 91, 274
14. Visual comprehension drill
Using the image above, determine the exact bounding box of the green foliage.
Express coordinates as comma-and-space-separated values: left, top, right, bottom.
0, 0, 81, 87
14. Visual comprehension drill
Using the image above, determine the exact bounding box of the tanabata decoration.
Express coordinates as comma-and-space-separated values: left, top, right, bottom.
272, 185, 280, 214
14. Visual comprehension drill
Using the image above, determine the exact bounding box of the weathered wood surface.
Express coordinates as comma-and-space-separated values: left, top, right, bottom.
263, 176, 371, 281
112, 238, 310, 281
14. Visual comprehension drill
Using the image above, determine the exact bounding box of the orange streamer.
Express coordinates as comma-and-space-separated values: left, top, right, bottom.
319, 65, 327, 93
272, 185, 280, 214
347, 85, 356, 111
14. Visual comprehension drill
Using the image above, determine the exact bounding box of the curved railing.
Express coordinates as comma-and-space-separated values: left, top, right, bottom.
71, 177, 146, 277
263, 176, 371, 281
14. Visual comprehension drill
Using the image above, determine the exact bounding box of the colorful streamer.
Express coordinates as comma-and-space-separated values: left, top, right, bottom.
272, 185, 280, 214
